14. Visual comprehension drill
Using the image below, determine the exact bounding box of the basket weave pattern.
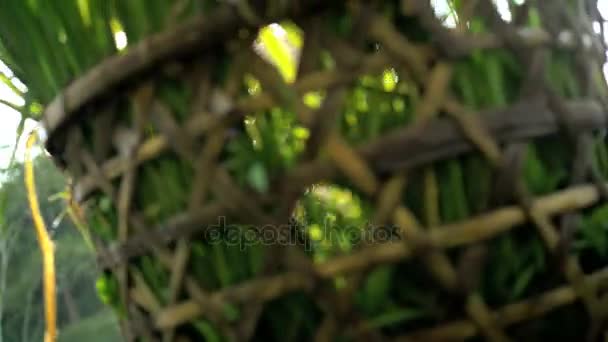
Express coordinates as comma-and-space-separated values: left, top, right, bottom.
43, 1, 608, 341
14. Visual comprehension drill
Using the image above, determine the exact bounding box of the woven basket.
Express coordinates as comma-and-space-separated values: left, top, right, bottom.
42, 1, 608, 341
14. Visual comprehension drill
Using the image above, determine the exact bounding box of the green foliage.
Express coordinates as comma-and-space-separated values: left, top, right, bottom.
0, 157, 119, 341
577, 205, 608, 257
357, 266, 394, 314
482, 234, 546, 304
340, 75, 413, 144
58, 310, 120, 342
296, 185, 370, 262
258, 24, 298, 83
227, 108, 308, 192
523, 144, 567, 195
0, 0, 221, 117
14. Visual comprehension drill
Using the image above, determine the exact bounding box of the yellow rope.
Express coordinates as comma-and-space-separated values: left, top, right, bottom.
25, 131, 56, 342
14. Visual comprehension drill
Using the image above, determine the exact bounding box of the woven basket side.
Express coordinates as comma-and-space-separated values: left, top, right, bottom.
44, 1, 608, 341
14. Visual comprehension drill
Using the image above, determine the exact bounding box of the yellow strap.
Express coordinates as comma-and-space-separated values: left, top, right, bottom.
25, 132, 56, 342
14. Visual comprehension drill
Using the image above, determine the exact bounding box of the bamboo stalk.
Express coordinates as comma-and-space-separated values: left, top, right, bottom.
154, 252, 608, 333
396, 267, 608, 341
73, 99, 606, 201
99, 175, 602, 270
155, 272, 315, 329
109, 185, 608, 332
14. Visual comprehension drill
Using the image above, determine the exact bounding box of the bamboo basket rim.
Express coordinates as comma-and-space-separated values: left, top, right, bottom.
41, 0, 596, 156
42, 0, 325, 153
